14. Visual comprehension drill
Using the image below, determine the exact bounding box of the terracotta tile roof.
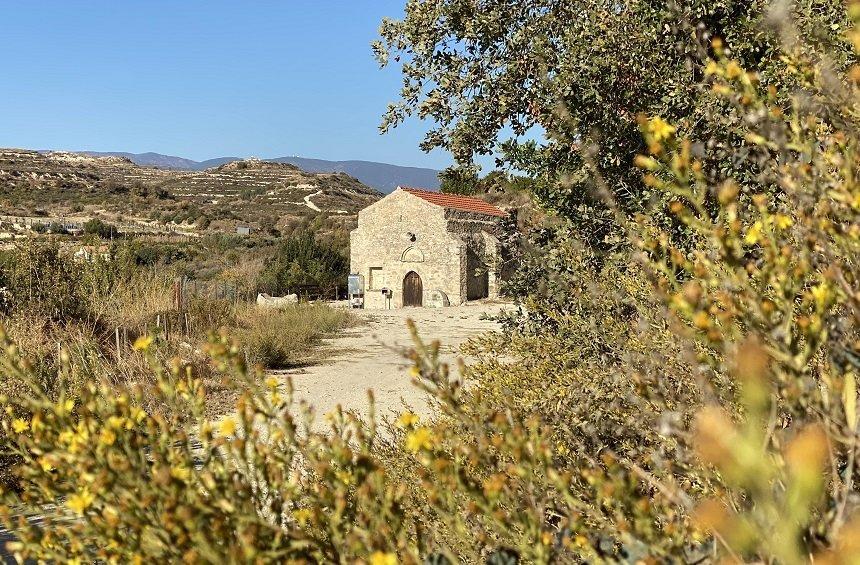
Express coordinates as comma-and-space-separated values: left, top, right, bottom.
399, 187, 507, 217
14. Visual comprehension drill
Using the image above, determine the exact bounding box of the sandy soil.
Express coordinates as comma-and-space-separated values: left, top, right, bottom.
277, 301, 508, 427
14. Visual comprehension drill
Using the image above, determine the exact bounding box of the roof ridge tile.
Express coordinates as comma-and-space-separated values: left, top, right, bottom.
399, 186, 507, 217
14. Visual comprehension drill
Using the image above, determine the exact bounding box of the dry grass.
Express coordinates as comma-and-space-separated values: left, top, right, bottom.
85, 269, 174, 331
232, 303, 353, 369
1, 266, 353, 414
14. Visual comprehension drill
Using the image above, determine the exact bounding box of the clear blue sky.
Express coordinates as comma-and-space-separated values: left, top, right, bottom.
0, 1, 456, 169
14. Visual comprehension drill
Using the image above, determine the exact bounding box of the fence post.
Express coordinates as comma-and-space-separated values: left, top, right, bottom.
172, 279, 182, 311
115, 327, 121, 361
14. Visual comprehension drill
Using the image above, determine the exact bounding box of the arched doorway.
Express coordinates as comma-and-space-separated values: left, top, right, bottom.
403, 271, 423, 307
466, 247, 489, 300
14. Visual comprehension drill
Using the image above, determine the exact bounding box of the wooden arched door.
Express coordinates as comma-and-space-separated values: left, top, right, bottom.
403, 271, 423, 307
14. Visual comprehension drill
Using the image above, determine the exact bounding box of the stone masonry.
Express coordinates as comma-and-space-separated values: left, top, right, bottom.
350, 187, 506, 309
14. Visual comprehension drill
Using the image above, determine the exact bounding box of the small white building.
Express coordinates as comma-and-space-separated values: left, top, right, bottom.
350, 187, 506, 309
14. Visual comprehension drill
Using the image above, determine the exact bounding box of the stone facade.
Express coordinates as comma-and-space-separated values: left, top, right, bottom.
350, 188, 504, 309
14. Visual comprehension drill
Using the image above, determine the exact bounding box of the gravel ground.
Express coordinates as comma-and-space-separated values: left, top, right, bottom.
275, 301, 508, 428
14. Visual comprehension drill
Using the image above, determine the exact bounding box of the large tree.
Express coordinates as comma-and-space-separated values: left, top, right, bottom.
375, 0, 851, 247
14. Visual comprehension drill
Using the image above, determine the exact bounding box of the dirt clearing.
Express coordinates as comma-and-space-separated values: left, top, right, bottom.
276, 302, 507, 427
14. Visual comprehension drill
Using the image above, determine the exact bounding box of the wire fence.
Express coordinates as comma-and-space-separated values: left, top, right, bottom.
179, 278, 345, 304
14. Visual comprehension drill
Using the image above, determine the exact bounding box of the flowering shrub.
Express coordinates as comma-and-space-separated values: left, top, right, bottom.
1, 333, 418, 562
2, 8, 860, 565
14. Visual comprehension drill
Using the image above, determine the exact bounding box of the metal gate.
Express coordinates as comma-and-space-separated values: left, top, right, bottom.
403, 271, 423, 307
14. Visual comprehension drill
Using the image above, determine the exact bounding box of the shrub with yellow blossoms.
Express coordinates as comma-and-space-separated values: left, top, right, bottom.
1, 7, 860, 565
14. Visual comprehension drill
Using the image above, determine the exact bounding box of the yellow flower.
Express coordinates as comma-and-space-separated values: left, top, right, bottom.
170, 465, 191, 482
67, 423, 91, 454
292, 508, 313, 526
219, 417, 237, 437
810, 283, 831, 309
704, 59, 721, 76
744, 220, 763, 245
335, 469, 354, 485
774, 214, 793, 229
725, 60, 743, 79
11, 418, 29, 434
132, 335, 154, 351
648, 117, 676, 142
130, 407, 147, 424
107, 416, 125, 429
405, 427, 434, 453
712, 83, 732, 96
370, 551, 397, 565
38, 456, 55, 472
99, 428, 117, 446
66, 488, 95, 514
265, 376, 279, 389
30, 413, 44, 433
395, 411, 419, 428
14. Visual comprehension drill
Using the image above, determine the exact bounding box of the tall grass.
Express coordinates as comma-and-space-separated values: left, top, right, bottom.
233, 303, 352, 369
0, 245, 354, 399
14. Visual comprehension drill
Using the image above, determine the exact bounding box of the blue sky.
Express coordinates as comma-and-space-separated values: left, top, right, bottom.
0, 1, 457, 169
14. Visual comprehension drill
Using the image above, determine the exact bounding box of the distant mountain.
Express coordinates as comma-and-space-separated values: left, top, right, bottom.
267, 157, 440, 194
82, 151, 199, 170
195, 157, 244, 169
75, 151, 441, 193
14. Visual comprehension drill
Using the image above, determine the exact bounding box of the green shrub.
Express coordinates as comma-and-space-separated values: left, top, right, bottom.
0, 243, 85, 321
258, 232, 348, 295
83, 218, 118, 239
2, 5, 860, 565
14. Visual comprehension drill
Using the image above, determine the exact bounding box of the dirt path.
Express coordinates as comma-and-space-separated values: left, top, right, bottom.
303, 189, 322, 212
277, 302, 507, 427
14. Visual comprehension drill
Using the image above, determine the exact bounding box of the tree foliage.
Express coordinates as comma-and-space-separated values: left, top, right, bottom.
376, 0, 852, 247
2, 3, 860, 563
83, 218, 118, 239
258, 232, 348, 295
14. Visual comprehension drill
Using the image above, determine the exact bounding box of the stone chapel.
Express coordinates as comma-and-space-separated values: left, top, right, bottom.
349, 187, 507, 308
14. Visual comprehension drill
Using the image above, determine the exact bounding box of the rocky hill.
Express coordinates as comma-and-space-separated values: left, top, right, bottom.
0, 148, 382, 235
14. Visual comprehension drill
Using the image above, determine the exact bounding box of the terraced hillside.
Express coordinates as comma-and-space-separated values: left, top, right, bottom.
0, 149, 382, 236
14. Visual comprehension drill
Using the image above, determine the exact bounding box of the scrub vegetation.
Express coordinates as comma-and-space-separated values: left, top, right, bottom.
0, 242, 351, 469
1, 1, 860, 563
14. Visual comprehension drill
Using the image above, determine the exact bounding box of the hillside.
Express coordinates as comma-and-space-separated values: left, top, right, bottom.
80, 150, 441, 192
0, 148, 381, 236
